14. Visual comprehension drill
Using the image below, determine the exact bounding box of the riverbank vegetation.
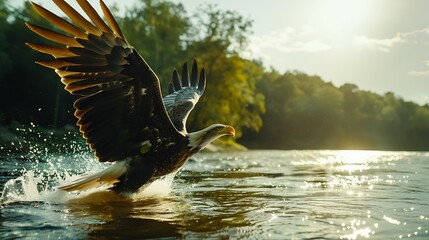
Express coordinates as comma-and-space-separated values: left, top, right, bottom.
1, 0, 429, 151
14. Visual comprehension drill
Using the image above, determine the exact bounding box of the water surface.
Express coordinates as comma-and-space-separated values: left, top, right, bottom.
1, 148, 428, 239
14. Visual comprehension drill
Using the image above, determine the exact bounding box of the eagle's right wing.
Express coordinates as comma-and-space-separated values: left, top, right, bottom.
163, 60, 206, 133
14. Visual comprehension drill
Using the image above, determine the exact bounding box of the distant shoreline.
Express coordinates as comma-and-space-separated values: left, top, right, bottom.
2, 123, 429, 153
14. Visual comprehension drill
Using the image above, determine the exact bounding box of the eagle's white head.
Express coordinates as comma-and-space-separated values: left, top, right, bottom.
187, 124, 235, 150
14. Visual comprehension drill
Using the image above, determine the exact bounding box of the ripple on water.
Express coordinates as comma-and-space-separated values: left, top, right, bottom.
1, 140, 429, 239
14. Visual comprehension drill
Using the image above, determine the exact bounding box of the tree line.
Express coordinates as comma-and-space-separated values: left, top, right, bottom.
241, 71, 429, 150
1, 0, 429, 150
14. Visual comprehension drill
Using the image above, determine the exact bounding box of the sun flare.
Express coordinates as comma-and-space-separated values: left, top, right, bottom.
317, 0, 373, 38
338, 150, 377, 164
335, 150, 380, 173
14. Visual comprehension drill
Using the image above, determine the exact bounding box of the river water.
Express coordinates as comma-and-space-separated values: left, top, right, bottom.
1, 145, 428, 239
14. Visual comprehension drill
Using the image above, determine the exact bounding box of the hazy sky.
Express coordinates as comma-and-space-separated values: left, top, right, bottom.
31, 0, 429, 105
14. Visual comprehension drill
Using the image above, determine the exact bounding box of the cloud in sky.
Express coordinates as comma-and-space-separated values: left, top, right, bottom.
246, 24, 429, 84
354, 28, 429, 53
245, 25, 429, 61
408, 70, 429, 77
245, 25, 331, 60
351, 27, 429, 80
409, 60, 429, 77
353, 35, 404, 53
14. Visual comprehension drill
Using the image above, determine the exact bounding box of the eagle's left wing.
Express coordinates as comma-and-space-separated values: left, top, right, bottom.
163, 60, 206, 133
26, 0, 181, 162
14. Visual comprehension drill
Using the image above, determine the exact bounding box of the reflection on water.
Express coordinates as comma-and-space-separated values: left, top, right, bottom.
1, 150, 429, 239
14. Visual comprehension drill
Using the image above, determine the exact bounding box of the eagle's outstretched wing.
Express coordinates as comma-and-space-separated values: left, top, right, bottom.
163, 60, 206, 133
26, 0, 180, 162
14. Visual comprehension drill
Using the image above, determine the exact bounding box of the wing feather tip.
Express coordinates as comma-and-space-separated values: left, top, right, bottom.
172, 69, 181, 90
25, 22, 40, 33
24, 42, 33, 49
24, 22, 32, 29
168, 82, 174, 94
198, 67, 206, 94
190, 59, 198, 87
99, 0, 125, 39
181, 61, 190, 87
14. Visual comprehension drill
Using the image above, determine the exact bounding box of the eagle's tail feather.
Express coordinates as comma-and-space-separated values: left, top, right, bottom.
57, 161, 128, 192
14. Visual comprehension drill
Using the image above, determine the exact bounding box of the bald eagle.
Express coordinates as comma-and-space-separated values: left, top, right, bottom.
26, 0, 235, 193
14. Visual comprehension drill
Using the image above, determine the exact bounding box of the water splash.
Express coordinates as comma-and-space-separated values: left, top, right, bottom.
132, 172, 177, 199
0, 164, 177, 204
0, 124, 176, 204
1, 170, 44, 202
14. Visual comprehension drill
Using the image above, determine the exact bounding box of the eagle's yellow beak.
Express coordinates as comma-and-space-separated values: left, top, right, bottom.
225, 126, 235, 137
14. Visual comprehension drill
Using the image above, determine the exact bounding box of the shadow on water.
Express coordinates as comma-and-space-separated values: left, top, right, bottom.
68, 196, 183, 239
0, 197, 185, 239
88, 218, 181, 239
59, 189, 260, 239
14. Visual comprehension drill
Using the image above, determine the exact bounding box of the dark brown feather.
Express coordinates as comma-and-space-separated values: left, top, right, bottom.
26, 23, 80, 47
76, 0, 113, 34
99, 0, 125, 39
31, 2, 87, 39
57, 69, 116, 79
53, 0, 101, 35
35, 59, 78, 69
173, 69, 181, 90
190, 59, 198, 86
75, 38, 110, 55
67, 47, 105, 60
57, 56, 108, 65
25, 43, 75, 58
181, 62, 189, 87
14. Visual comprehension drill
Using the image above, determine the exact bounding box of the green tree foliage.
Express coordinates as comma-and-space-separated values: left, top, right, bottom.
0, 1, 74, 126
240, 70, 429, 150
184, 5, 264, 136
0, 0, 12, 81
119, 0, 189, 90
